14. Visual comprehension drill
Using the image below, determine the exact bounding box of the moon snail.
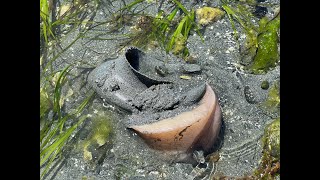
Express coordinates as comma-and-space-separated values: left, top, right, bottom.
129, 83, 222, 159
88, 47, 222, 162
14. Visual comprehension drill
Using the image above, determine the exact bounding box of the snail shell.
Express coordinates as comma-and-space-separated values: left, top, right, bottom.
129, 84, 221, 154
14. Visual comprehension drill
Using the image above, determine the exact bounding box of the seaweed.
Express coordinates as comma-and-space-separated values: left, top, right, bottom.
40, 65, 95, 179
40, 0, 102, 80
40, 87, 52, 119
247, 13, 280, 74
118, 0, 202, 58
81, 112, 113, 162
222, 0, 280, 74
196, 7, 225, 26
167, 9, 195, 57
260, 80, 280, 117
254, 118, 280, 179
40, 1, 115, 179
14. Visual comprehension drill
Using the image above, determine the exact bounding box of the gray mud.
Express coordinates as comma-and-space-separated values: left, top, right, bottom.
88, 47, 208, 127
126, 82, 206, 126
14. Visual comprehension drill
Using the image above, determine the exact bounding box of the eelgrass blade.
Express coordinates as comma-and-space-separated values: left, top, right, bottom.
162, 2, 202, 53
158, 7, 178, 33
40, 0, 48, 20
222, 4, 255, 40
40, 115, 69, 151
40, 31, 86, 82
222, 4, 239, 40
40, 114, 88, 168
40, 98, 93, 178
59, 91, 95, 132
40, 145, 61, 179
40, 118, 77, 166
40, 0, 49, 43
40, 120, 52, 143
40, 0, 57, 44
192, 17, 204, 42
184, 10, 193, 37
119, 0, 144, 11
53, 65, 71, 119
167, 7, 179, 21
74, 91, 95, 116
171, 0, 189, 16
166, 15, 187, 52
41, 20, 48, 44
40, 90, 94, 152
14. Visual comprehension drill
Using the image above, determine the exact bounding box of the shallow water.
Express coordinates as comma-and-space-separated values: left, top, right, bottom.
40, 0, 280, 179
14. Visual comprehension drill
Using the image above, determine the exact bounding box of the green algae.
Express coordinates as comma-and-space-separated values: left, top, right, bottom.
121, 1, 202, 59
254, 118, 280, 179
222, 0, 280, 74
222, 3, 258, 40
196, 7, 225, 26
40, 87, 51, 119
82, 176, 95, 180
89, 113, 112, 147
247, 13, 280, 74
172, 33, 188, 56
82, 112, 113, 161
263, 118, 280, 159
166, 7, 197, 58
169, 9, 197, 58
260, 80, 280, 117
40, 90, 95, 179
222, 3, 260, 67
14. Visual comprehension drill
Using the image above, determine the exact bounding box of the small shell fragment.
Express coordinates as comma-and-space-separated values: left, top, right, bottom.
180, 75, 191, 80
